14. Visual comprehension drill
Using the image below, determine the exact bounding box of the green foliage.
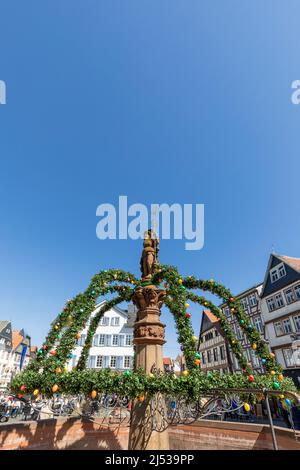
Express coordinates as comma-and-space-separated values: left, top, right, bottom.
11, 265, 290, 398
10, 368, 296, 402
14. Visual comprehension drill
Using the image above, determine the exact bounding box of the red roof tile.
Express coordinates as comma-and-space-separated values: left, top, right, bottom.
203, 309, 219, 324
163, 357, 172, 365
12, 330, 23, 350
277, 255, 300, 273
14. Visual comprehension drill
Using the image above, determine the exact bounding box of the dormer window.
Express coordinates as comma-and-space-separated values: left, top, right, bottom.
270, 263, 286, 283
279, 264, 286, 277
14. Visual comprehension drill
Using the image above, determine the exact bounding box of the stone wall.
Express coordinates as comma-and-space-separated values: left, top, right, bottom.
169, 420, 300, 450
0, 417, 129, 450
0, 417, 299, 450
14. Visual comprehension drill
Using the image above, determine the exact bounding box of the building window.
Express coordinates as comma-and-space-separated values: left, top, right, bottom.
110, 356, 117, 368
293, 314, 300, 332
251, 351, 259, 367
112, 335, 119, 346
213, 348, 218, 362
100, 316, 109, 326
283, 349, 294, 367
294, 284, 300, 300
206, 331, 214, 341
274, 322, 283, 336
202, 352, 206, 364
253, 316, 263, 334
125, 334, 132, 346
284, 288, 295, 304
78, 334, 86, 346
224, 307, 230, 318
267, 297, 276, 312
207, 350, 211, 363
220, 345, 225, 360
245, 348, 251, 361
270, 269, 279, 283
279, 264, 286, 278
98, 334, 105, 346
124, 356, 131, 368
248, 293, 257, 307
111, 317, 120, 326
215, 330, 219, 337
241, 298, 248, 310
282, 318, 292, 334
96, 356, 103, 368
270, 263, 286, 283
275, 293, 284, 308
236, 326, 243, 340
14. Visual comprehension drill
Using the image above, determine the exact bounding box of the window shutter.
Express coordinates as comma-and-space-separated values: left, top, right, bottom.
93, 335, 99, 346
116, 356, 123, 370
105, 335, 111, 346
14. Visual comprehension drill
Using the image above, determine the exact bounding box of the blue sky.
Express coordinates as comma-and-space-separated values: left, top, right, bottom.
1, 2, 300, 357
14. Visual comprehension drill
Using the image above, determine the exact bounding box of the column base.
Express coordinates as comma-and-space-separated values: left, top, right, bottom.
128, 398, 169, 450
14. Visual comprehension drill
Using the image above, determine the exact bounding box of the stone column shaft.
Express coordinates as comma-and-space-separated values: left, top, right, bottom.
128, 286, 169, 450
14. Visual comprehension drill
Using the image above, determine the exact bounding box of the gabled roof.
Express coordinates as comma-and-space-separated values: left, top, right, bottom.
93, 300, 129, 319
276, 255, 300, 273
0, 320, 10, 334
198, 309, 219, 345
12, 330, 23, 350
261, 253, 300, 298
203, 310, 219, 324
163, 357, 172, 365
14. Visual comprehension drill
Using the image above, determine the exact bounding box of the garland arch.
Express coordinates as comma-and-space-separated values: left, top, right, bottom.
10, 265, 296, 399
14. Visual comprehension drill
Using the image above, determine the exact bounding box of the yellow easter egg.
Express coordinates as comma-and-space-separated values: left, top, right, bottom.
244, 403, 250, 412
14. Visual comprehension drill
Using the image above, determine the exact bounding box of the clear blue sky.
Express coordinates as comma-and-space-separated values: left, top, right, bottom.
1, 2, 300, 357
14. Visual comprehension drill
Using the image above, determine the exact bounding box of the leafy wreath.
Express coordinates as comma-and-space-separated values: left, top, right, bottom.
11, 265, 297, 400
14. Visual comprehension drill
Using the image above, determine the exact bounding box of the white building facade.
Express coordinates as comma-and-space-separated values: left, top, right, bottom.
260, 254, 300, 386
67, 302, 136, 372
0, 323, 32, 390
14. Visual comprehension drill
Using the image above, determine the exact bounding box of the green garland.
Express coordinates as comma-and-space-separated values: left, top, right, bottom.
10, 368, 296, 403
10, 265, 294, 398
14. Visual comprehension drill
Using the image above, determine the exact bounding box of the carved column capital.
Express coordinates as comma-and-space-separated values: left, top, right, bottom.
132, 286, 166, 312
132, 285, 166, 346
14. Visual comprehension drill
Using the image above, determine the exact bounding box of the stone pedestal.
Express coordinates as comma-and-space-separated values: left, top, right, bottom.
128, 285, 170, 450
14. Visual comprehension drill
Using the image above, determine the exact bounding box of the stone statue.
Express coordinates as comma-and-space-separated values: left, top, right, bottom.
140, 229, 159, 281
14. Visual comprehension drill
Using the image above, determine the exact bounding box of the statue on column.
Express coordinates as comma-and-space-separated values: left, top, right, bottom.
140, 229, 159, 281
